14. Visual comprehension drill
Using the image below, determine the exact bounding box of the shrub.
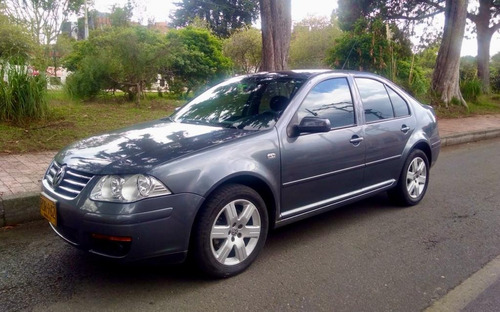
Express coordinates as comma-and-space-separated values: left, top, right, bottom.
393, 60, 428, 97
0, 62, 48, 123
64, 56, 115, 100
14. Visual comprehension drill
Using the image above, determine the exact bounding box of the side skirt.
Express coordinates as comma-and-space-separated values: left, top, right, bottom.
275, 180, 395, 228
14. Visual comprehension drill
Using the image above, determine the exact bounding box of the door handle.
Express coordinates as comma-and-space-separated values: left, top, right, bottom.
401, 124, 410, 133
350, 135, 364, 145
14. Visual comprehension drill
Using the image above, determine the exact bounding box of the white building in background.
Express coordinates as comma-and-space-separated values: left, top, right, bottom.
46, 67, 70, 89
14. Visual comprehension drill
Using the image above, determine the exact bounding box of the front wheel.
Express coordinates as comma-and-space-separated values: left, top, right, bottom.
388, 149, 429, 206
192, 184, 269, 278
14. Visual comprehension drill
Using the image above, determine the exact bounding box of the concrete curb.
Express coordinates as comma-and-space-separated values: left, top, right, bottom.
0, 192, 41, 227
440, 129, 500, 147
1, 129, 500, 227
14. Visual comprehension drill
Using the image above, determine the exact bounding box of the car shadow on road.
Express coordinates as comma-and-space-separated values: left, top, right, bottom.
55, 192, 401, 281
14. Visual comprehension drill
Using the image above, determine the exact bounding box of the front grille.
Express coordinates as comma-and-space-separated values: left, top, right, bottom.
45, 162, 94, 199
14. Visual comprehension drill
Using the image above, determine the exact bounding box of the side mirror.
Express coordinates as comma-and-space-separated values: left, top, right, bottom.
291, 117, 331, 136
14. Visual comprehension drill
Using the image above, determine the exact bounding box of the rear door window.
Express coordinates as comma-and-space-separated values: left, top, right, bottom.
355, 78, 394, 122
386, 86, 410, 117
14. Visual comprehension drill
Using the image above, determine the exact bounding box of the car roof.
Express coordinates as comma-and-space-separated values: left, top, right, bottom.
247, 69, 382, 81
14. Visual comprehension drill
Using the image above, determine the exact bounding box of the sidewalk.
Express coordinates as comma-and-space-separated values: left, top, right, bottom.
1, 114, 500, 226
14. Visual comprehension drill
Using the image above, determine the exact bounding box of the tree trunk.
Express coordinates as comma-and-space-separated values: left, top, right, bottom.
259, 0, 292, 71
476, 25, 493, 94
475, 0, 494, 94
431, 0, 468, 107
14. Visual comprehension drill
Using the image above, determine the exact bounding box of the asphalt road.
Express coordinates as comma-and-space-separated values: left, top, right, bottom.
1, 138, 499, 312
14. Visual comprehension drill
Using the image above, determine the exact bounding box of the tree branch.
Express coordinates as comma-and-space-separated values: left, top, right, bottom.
491, 21, 500, 32
388, 9, 443, 21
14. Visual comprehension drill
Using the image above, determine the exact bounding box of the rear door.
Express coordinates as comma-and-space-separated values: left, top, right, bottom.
353, 77, 415, 187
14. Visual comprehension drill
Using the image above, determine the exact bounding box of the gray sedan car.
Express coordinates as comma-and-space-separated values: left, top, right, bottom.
40, 70, 440, 277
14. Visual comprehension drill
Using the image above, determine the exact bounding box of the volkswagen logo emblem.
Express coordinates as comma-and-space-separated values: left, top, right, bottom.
53, 165, 67, 189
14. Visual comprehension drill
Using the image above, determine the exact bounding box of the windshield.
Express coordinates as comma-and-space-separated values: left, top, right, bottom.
171, 75, 306, 130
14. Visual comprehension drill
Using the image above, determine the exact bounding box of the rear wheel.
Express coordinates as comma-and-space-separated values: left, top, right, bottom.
192, 184, 268, 278
389, 149, 429, 206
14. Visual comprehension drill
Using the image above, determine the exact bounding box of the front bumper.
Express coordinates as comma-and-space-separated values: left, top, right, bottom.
42, 183, 204, 263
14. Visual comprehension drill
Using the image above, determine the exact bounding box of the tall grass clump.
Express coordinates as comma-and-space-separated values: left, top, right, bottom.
0, 62, 48, 123
460, 77, 482, 102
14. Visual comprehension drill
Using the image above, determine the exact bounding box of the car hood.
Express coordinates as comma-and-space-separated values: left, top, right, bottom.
54, 119, 254, 174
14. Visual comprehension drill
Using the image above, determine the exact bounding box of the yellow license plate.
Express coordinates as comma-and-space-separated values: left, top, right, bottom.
40, 194, 57, 226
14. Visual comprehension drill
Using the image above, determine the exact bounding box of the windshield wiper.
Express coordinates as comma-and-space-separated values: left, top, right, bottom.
305, 108, 318, 116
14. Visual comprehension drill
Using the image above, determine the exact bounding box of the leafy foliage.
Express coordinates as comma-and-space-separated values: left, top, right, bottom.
170, 0, 260, 38
460, 56, 477, 82
289, 16, 342, 69
223, 27, 261, 74
328, 18, 410, 73
109, 1, 134, 28
64, 26, 166, 101
491, 52, 500, 93
2, 0, 83, 45
0, 13, 37, 61
163, 27, 231, 96
64, 25, 230, 100
328, 17, 427, 96
336, 0, 379, 31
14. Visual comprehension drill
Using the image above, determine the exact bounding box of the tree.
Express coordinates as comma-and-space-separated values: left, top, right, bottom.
368, 0, 499, 95
431, 0, 468, 107
259, 0, 291, 71
328, 18, 412, 73
336, 0, 378, 31
2, 0, 83, 45
327, 17, 427, 95
0, 13, 36, 61
109, 1, 134, 28
337, 0, 472, 106
289, 16, 341, 69
170, 0, 260, 38
48, 34, 74, 79
64, 26, 167, 103
223, 27, 262, 74
467, 0, 500, 94
163, 26, 232, 96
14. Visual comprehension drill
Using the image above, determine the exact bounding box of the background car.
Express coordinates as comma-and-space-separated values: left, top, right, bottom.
41, 70, 440, 277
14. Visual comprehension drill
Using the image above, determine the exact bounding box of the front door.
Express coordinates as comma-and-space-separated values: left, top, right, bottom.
280, 77, 366, 218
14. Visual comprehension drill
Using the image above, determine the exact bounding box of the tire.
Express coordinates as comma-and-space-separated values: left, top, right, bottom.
388, 149, 430, 206
192, 184, 269, 278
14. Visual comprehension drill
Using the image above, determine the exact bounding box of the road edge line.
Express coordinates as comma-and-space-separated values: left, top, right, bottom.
424, 254, 500, 312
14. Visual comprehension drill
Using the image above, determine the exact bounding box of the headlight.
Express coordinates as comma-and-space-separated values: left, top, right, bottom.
90, 174, 171, 203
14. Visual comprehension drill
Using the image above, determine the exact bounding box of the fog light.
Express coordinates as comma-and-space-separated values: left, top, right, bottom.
91, 233, 132, 242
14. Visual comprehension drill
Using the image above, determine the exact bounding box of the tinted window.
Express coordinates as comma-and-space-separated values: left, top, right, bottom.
298, 78, 355, 128
387, 87, 410, 117
355, 78, 394, 122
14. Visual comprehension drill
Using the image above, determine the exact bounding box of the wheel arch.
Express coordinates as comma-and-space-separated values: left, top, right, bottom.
192, 174, 278, 235
396, 139, 432, 186
213, 175, 277, 228
411, 141, 432, 166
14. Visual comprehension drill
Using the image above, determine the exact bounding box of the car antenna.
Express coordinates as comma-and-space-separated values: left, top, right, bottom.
342, 40, 357, 70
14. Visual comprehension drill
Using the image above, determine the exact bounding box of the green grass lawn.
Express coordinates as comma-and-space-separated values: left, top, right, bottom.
0, 91, 185, 154
1, 91, 499, 154
433, 94, 500, 118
